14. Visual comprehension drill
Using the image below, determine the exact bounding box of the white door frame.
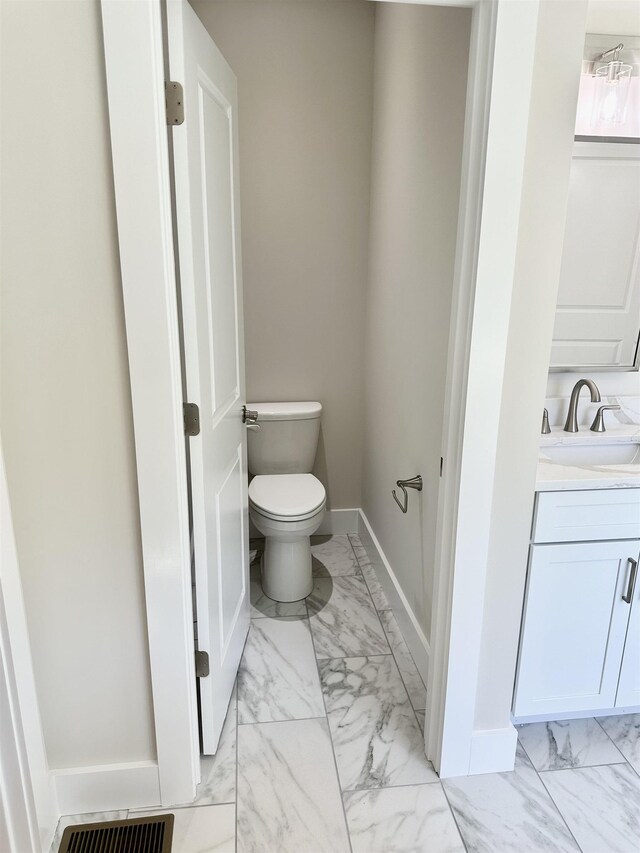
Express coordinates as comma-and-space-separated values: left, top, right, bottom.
428, 0, 542, 776
101, 0, 199, 805
100, 0, 569, 797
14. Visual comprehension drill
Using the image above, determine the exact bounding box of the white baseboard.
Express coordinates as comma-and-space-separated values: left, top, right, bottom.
53, 761, 161, 816
249, 507, 361, 539
468, 725, 518, 775
357, 510, 430, 685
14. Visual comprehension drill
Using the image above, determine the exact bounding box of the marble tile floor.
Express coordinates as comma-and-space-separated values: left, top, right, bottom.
51, 535, 640, 853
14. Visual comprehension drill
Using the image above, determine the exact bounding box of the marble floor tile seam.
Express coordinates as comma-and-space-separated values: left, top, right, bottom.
378, 611, 428, 712
156, 797, 235, 811
340, 777, 443, 795
537, 758, 634, 776
444, 745, 586, 853
313, 566, 363, 580
534, 770, 605, 853
307, 572, 426, 722
517, 743, 593, 853
412, 705, 426, 735
237, 713, 327, 727
315, 680, 358, 852
306, 594, 361, 853
349, 540, 399, 628
593, 715, 640, 777
310, 648, 396, 662
348, 536, 380, 579
517, 717, 629, 775
346, 534, 363, 566
438, 782, 472, 853
304, 574, 392, 659
534, 757, 631, 773
340, 569, 388, 632
536, 762, 640, 853
319, 654, 439, 791
237, 616, 326, 724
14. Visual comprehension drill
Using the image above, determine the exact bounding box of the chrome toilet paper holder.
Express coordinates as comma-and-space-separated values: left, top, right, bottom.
392, 475, 423, 513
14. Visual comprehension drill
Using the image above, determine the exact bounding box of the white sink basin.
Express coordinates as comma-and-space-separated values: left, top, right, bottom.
541, 442, 640, 467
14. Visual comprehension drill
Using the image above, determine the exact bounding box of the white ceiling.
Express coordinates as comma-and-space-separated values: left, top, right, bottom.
587, 0, 640, 36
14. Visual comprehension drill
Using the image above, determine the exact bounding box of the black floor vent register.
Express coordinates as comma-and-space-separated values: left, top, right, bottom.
58, 815, 173, 853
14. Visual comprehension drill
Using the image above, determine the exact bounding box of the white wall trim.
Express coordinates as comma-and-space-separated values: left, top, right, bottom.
53, 762, 161, 817
358, 510, 430, 684
101, 0, 199, 807
468, 725, 518, 775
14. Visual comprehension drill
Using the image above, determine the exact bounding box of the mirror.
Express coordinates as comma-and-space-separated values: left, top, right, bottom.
549, 35, 640, 373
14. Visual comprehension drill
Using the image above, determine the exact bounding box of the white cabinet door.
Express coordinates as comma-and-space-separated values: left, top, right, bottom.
167, 0, 250, 754
550, 142, 640, 370
513, 541, 635, 718
616, 552, 640, 709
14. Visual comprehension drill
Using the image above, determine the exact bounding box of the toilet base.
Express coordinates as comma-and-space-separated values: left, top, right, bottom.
262, 536, 313, 602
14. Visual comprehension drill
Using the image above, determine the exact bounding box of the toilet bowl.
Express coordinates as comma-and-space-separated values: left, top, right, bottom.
246, 402, 324, 602
249, 473, 326, 601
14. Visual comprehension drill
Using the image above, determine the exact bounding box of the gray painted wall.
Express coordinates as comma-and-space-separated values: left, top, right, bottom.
0, 0, 155, 769
361, 2, 471, 640
192, 0, 376, 509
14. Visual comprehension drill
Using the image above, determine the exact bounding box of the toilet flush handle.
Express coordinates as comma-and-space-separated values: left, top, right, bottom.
242, 406, 260, 430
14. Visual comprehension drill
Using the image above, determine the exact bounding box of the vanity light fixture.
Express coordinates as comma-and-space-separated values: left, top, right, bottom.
591, 43, 632, 126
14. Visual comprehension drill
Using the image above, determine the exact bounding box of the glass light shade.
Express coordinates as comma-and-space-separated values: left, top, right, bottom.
591, 61, 632, 125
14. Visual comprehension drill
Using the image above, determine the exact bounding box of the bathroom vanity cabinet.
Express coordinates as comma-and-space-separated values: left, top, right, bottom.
513, 488, 640, 720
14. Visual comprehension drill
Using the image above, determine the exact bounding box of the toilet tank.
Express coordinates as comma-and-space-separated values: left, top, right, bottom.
247, 402, 322, 475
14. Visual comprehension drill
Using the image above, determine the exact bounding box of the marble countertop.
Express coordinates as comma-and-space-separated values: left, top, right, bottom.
536, 426, 640, 492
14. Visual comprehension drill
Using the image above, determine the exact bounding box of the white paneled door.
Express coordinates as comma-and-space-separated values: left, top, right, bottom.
167, 0, 250, 754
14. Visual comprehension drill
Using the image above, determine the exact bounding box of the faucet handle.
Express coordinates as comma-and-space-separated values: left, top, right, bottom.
590, 405, 621, 433
541, 408, 551, 435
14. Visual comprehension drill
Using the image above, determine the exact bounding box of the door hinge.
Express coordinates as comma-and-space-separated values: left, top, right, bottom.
184, 402, 200, 436
195, 650, 210, 678
165, 81, 184, 126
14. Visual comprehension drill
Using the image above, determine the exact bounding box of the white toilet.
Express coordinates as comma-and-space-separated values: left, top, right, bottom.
247, 402, 326, 602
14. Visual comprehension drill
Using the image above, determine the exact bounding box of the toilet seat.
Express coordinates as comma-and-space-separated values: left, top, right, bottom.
249, 474, 326, 522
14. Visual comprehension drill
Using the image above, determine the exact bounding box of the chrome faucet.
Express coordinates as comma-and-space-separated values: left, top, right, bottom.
563, 379, 601, 432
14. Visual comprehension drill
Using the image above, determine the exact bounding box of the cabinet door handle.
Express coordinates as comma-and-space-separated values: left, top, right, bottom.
623, 558, 638, 604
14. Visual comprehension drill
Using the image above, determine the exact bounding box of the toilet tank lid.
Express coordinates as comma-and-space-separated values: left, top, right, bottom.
247, 401, 322, 421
